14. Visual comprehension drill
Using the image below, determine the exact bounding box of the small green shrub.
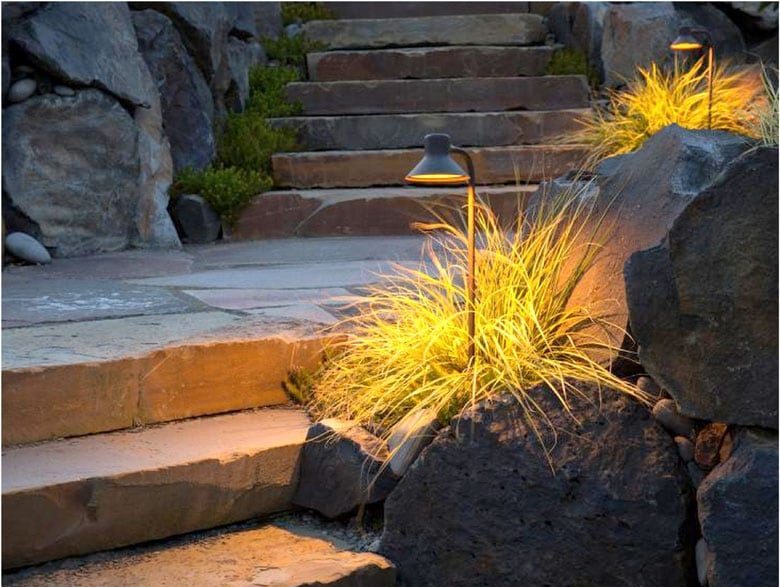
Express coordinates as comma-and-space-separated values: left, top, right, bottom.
218, 112, 298, 173
246, 65, 302, 117
546, 48, 599, 88
281, 2, 335, 25
262, 33, 326, 68
172, 166, 271, 226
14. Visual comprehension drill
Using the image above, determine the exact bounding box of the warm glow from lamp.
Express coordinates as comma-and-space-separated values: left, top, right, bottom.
670, 27, 705, 51
404, 173, 470, 184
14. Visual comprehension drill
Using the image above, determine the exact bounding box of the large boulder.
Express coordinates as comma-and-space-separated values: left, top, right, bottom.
7, 2, 152, 106
539, 125, 748, 363
2, 90, 140, 256
698, 428, 778, 587
225, 37, 266, 112
380, 384, 694, 587
600, 2, 745, 88
132, 9, 215, 172
547, 2, 609, 80
625, 147, 778, 428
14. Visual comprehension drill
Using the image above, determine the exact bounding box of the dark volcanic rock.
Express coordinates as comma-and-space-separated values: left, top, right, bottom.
7, 2, 151, 106
2, 90, 140, 257
625, 147, 778, 428
133, 9, 215, 172
172, 194, 221, 244
293, 419, 398, 519
698, 428, 778, 587
542, 125, 748, 362
380, 384, 694, 587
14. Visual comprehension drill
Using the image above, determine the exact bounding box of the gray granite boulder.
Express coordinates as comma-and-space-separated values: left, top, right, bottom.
225, 37, 266, 112
625, 147, 778, 428
293, 419, 398, 519
2, 90, 140, 257
547, 2, 609, 80
251, 1, 282, 39
698, 428, 778, 587
171, 194, 221, 244
133, 9, 215, 172
380, 384, 694, 587
7, 2, 152, 106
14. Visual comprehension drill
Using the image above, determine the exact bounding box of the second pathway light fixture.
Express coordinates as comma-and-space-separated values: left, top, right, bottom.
670, 26, 715, 129
405, 133, 477, 364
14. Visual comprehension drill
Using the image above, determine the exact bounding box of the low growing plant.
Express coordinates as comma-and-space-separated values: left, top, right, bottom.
546, 47, 599, 88
750, 64, 778, 147
172, 166, 270, 226
309, 187, 652, 456
246, 65, 302, 117
281, 1, 335, 25
218, 111, 298, 173
262, 33, 326, 69
573, 58, 765, 164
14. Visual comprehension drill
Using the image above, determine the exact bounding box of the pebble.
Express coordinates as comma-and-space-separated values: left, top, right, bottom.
652, 399, 695, 437
687, 461, 706, 489
636, 376, 661, 396
53, 85, 75, 97
695, 537, 710, 585
5, 232, 51, 264
695, 422, 729, 470
8, 78, 37, 103
674, 436, 694, 462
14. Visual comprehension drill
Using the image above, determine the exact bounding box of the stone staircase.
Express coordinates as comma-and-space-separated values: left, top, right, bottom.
233, 12, 591, 241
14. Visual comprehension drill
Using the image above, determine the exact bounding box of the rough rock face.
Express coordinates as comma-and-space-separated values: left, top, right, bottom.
549, 125, 749, 361
225, 37, 266, 112
7, 2, 152, 106
547, 1, 609, 80
601, 2, 745, 88
380, 385, 694, 587
2, 90, 140, 257
133, 9, 216, 172
293, 419, 398, 519
625, 147, 778, 428
698, 429, 778, 587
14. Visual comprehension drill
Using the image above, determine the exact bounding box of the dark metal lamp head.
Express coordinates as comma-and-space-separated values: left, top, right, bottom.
670, 26, 712, 51
405, 134, 469, 185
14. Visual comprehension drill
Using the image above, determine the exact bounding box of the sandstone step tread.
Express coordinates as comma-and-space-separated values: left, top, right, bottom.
2, 311, 331, 446
301, 13, 547, 50
3, 522, 395, 586
307, 45, 558, 81
286, 76, 590, 115
270, 109, 589, 151
2, 409, 312, 569
272, 145, 588, 188
233, 185, 540, 240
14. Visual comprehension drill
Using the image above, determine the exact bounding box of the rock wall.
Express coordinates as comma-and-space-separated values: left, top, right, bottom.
1, 1, 280, 257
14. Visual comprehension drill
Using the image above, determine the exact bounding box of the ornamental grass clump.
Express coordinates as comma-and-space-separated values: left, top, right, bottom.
309, 186, 652, 451
575, 58, 765, 164
750, 64, 778, 147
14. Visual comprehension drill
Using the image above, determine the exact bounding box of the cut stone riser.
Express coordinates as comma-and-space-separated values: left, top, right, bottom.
328, 2, 533, 19
307, 45, 557, 81
301, 13, 547, 50
2, 335, 333, 446
272, 145, 588, 189
286, 76, 590, 116
232, 185, 539, 240
2, 409, 310, 569
270, 110, 589, 151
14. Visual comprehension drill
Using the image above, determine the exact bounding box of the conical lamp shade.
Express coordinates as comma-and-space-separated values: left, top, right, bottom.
405, 134, 469, 185
670, 27, 704, 50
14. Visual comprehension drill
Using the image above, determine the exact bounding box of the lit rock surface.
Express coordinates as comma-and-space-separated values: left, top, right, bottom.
2, 522, 395, 587
698, 429, 778, 587
380, 384, 693, 586
302, 13, 547, 49
307, 45, 557, 81
625, 147, 777, 427
2, 409, 311, 569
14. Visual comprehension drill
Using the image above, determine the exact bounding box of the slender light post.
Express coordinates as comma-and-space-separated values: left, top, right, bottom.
670, 26, 715, 129
405, 133, 477, 364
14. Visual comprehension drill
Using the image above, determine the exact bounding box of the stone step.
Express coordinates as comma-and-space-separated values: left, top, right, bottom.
286, 76, 590, 115
272, 145, 588, 189
3, 521, 396, 586
306, 45, 557, 81
232, 185, 539, 240
2, 409, 311, 569
2, 312, 332, 446
3, 520, 395, 586
301, 13, 547, 50
328, 1, 532, 19
270, 110, 588, 151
